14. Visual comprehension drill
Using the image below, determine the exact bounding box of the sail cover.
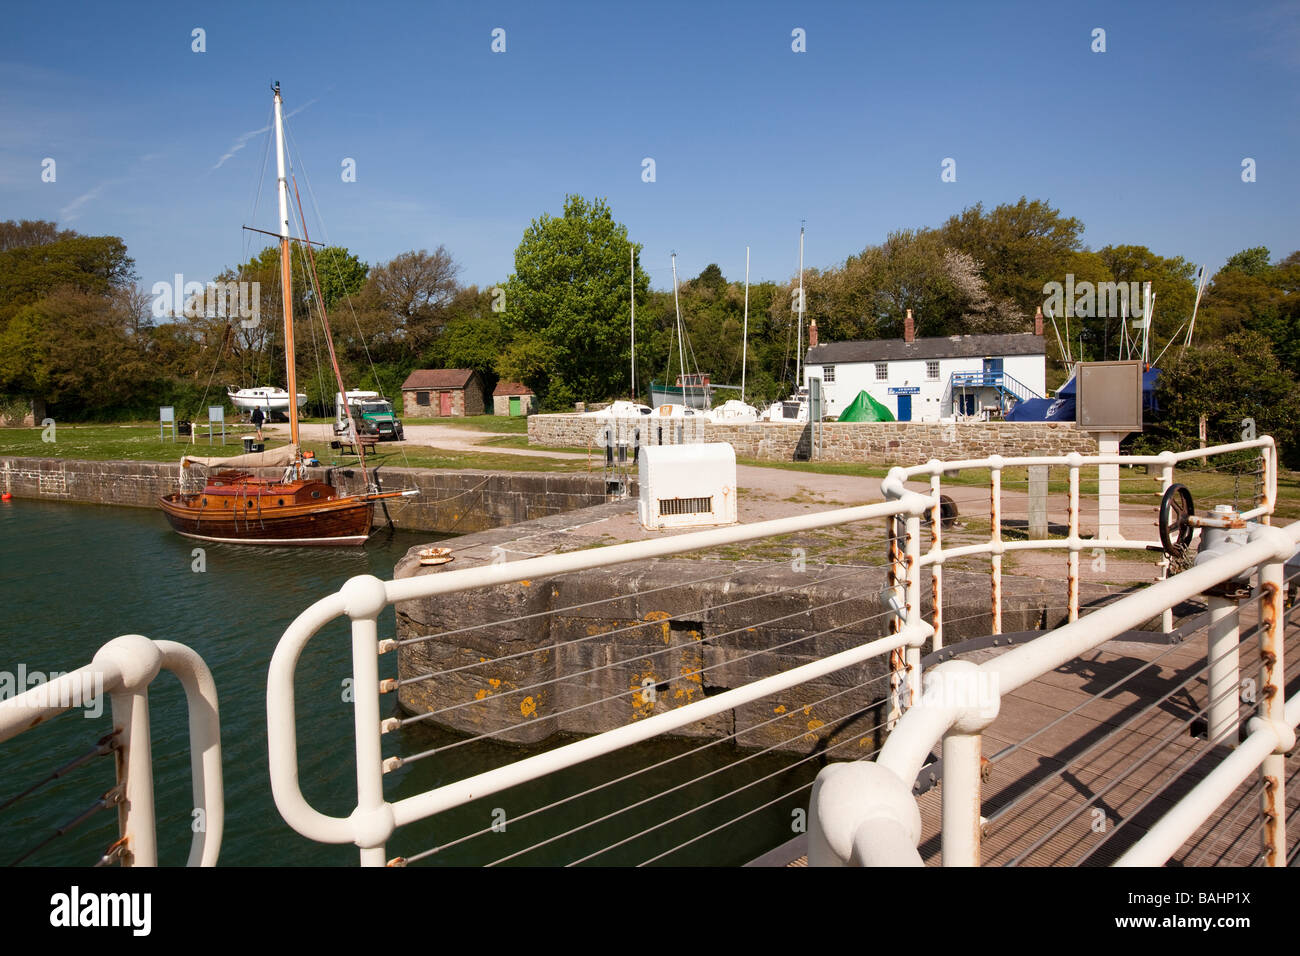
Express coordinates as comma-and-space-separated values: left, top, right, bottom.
837, 390, 896, 422
184, 445, 298, 468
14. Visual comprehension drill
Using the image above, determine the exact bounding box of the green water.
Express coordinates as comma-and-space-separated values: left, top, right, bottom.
0, 499, 816, 866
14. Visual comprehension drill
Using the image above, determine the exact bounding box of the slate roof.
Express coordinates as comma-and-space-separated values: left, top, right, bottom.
401, 369, 476, 390
805, 333, 1045, 365
493, 381, 534, 397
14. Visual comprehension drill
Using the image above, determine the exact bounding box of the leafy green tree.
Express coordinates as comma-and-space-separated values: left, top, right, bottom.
1222, 246, 1272, 277
940, 197, 1084, 313
502, 195, 649, 406
1148, 331, 1300, 467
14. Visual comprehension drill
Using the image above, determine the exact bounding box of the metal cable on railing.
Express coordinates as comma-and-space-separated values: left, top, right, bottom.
488, 703, 890, 867
7, 786, 122, 866
394, 536, 895, 681
984, 633, 1247, 832
395, 670, 893, 865
1003, 678, 1256, 866
567, 720, 888, 867
0, 732, 118, 814
391, 599, 901, 766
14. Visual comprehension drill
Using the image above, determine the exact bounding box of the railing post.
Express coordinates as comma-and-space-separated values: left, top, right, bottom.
342, 576, 397, 867
929, 468, 943, 652
1205, 595, 1240, 746
989, 456, 1002, 635
941, 730, 982, 866
1067, 454, 1080, 622
935, 661, 995, 867
110, 687, 157, 867
905, 510, 923, 707
1257, 554, 1286, 866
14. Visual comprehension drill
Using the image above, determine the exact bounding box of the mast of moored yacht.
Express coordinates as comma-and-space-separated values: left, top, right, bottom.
796, 224, 805, 391
741, 245, 749, 404
272, 82, 300, 460
671, 252, 687, 403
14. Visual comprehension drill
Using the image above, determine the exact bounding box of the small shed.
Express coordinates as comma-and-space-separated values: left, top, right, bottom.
493, 382, 537, 417
401, 369, 486, 417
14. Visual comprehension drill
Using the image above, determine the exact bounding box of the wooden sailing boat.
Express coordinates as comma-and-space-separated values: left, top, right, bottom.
158, 83, 414, 546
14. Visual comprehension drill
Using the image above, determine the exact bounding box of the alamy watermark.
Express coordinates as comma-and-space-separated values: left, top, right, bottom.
152, 274, 260, 327
1042, 275, 1148, 319
0, 664, 104, 719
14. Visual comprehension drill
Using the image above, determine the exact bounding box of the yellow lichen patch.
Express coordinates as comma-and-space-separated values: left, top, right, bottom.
519, 580, 531, 587
520, 695, 537, 717
488, 678, 501, 689
803, 704, 813, 716
474, 689, 489, 701
629, 667, 658, 720
804, 718, 825, 742
643, 610, 672, 644
773, 704, 787, 715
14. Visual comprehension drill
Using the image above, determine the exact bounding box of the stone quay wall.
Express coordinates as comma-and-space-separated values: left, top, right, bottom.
0, 456, 612, 535
528, 414, 1097, 466
393, 504, 1085, 755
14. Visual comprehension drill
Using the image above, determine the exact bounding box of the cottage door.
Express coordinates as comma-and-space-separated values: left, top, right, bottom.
439, 391, 452, 416
896, 394, 912, 421
509, 396, 521, 416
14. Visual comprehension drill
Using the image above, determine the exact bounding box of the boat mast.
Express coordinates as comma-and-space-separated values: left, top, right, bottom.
671, 252, 686, 402
742, 245, 750, 404
272, 82, 300, 458
796, 224, 805, 391
630, 244, 636, 401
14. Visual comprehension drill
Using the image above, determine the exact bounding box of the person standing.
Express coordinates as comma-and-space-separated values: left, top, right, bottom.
250, 405, 265, 442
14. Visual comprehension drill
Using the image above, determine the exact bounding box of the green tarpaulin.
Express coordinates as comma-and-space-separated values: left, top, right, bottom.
837, 390, 895, 422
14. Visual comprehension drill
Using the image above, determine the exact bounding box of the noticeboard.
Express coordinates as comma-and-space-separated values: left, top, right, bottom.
1076, 361, 1143, 433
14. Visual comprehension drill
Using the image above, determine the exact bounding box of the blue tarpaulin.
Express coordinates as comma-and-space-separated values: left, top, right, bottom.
1008, 368, 1159, 421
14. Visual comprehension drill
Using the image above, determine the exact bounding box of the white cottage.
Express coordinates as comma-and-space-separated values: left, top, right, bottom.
803, 310, 1046, 422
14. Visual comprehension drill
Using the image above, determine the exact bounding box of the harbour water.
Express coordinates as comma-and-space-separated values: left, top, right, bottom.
1, 499, 814, 866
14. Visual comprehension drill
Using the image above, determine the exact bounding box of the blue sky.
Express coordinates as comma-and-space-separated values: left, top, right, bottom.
2, 1, 1297, 294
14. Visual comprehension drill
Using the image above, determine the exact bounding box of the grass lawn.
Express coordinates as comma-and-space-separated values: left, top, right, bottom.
0, 423, 281, 461
0, 423, 592, 473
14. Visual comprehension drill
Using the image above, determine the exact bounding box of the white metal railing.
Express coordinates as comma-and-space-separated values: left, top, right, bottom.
266, 437, 1281, 865
267, 474, 934, 865
0, 636, 223, 866
808, 516, 1299, 867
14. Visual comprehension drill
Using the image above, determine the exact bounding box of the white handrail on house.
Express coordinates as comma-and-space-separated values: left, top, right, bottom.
0, 635, 223, 866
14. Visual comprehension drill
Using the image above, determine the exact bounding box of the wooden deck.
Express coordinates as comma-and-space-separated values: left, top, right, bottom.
772, 601, 1300, 867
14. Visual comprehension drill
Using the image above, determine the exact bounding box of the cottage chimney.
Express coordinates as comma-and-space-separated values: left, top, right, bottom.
809, 319, 818, 349
1034, 305, 1044, 337
904, 308, 915, 343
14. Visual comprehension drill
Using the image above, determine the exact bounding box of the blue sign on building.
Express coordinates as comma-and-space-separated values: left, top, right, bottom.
888, 386, 920, 395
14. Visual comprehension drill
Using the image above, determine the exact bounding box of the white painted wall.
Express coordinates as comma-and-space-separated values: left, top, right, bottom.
806, 351, 1045, 422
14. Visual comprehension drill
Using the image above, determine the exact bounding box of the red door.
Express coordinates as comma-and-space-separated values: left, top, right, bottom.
439, 391, 452, 416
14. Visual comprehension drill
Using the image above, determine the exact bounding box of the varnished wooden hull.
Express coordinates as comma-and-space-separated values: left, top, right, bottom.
158, 488, 375, 547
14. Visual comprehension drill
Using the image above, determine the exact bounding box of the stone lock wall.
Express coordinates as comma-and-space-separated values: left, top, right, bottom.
528, 414, 1097, 465
0, 456, 612, 535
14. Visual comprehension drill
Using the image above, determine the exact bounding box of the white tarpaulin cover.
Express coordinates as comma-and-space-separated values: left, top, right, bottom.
184, 445, 298, 469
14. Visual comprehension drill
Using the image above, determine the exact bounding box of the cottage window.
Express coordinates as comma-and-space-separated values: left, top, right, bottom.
927, 360, 940, 381
875, 362, 888, 381
416, 391, 430, 406
822, 365, 835, 383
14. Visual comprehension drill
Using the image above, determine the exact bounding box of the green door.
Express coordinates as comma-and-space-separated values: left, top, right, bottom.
509, 396, 521, 416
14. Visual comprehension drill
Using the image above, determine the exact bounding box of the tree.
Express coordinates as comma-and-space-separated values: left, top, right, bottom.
1148, 331, 1300, 468
357, 247, 460, 354
1223, 246, 1271, 277
940, 197, 1084, 313
0, 219, 78, 252
502, 195, 648, 407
